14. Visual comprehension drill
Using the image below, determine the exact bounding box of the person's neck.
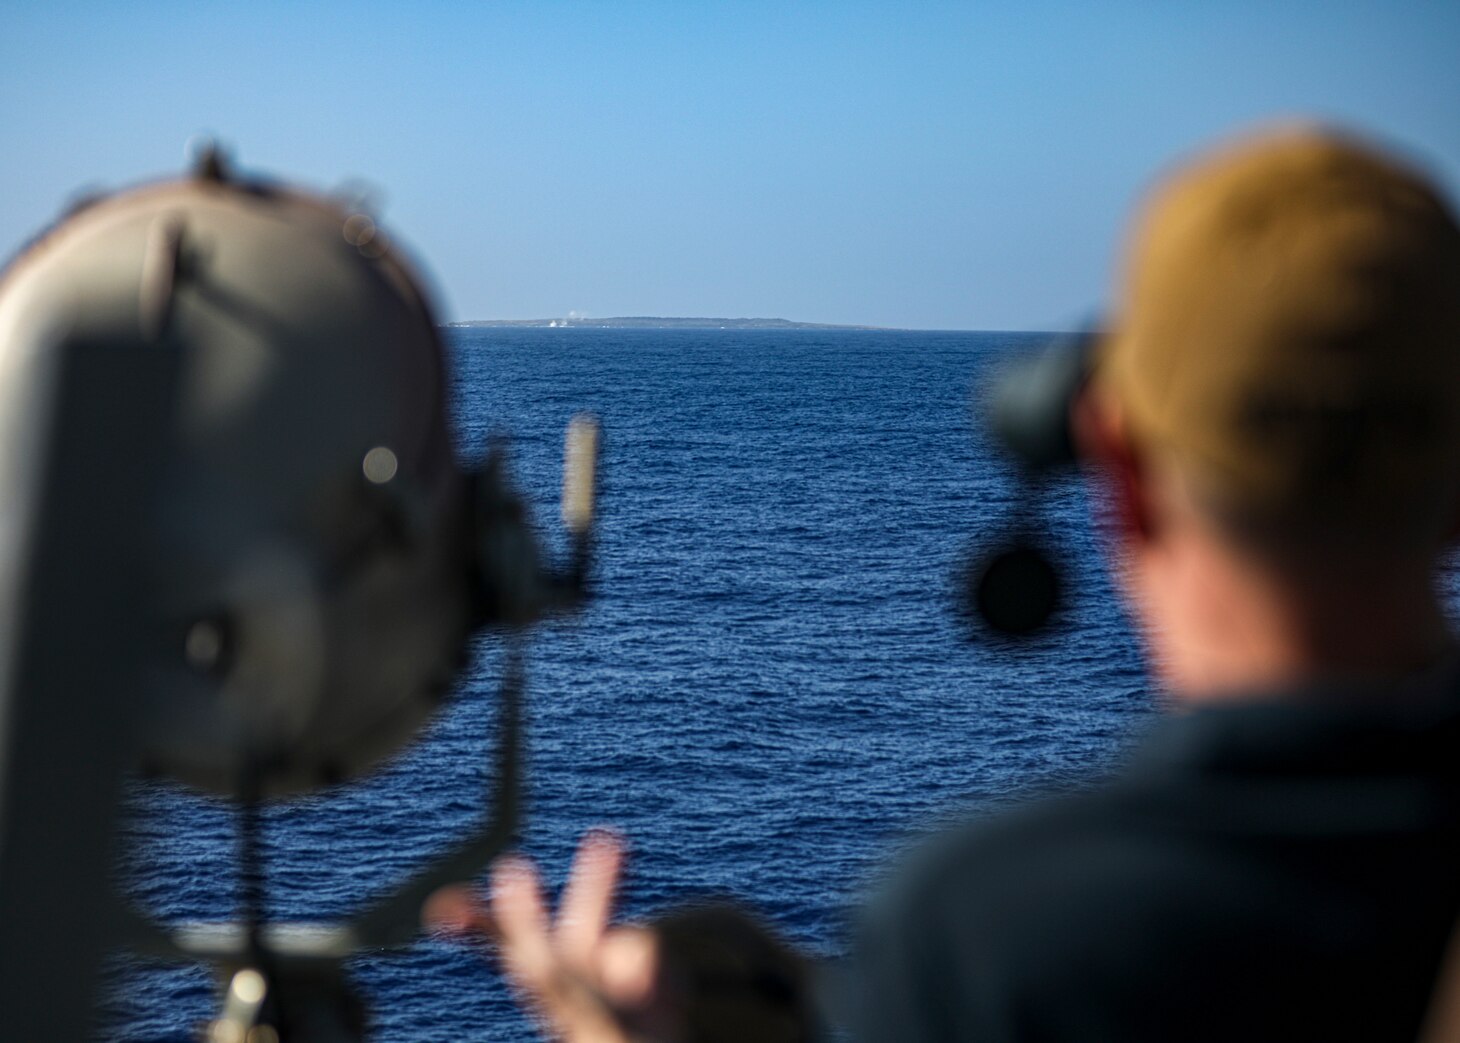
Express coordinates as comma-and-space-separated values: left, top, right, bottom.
1134, 537, 1453, 706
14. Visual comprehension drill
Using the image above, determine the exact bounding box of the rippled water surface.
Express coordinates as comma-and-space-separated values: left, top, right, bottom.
105, 329, 1152, 1041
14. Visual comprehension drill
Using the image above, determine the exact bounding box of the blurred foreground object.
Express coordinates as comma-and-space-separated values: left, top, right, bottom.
907, 126, 1460, 1043
968, 125, 1460, 637
963, 329, 1091, 637
1100, 126, 1460, 537
0, 146, 599, 1040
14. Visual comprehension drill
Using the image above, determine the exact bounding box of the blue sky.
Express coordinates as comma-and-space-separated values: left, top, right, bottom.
3, 1, 1457, 329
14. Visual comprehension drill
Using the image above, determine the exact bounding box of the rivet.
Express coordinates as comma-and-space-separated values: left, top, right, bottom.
363, 446, 399, 485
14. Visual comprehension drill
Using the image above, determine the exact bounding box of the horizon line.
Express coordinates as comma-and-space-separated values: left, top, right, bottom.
442, 316, 1073, 334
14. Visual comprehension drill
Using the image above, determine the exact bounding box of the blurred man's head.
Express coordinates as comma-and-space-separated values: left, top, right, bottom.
1080, 127, 1460, 694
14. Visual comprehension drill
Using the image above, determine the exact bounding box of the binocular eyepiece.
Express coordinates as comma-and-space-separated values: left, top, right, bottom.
962, 330, 1095, 638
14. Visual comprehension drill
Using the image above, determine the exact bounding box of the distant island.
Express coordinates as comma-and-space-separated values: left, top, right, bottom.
445, 316, 889, 330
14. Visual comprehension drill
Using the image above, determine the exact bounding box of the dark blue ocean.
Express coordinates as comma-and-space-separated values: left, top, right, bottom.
103, 328, 1152, 1041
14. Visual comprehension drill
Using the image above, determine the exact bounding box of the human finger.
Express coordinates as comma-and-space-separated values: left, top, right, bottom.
422, 883, 499, 940
491, 855, 558, 990
557, 829, 626, 964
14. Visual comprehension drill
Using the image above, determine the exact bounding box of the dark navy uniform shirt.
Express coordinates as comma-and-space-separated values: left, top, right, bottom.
848, 663, 1460, 1042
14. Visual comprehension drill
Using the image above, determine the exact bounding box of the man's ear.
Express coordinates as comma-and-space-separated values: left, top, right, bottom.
1071, 387, 1154, 547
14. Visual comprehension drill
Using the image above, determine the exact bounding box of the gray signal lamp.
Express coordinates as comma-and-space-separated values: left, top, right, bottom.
0, 145, 599, 1040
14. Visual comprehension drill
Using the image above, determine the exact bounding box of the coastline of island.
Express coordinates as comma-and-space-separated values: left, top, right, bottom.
444, 316, 892, 330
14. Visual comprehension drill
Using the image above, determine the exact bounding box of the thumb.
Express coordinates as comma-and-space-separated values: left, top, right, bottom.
598, 927, 660, 1010
423, 884, 499, 940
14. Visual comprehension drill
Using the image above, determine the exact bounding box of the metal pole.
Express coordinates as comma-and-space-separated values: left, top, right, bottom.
0, 336, 179, 1040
